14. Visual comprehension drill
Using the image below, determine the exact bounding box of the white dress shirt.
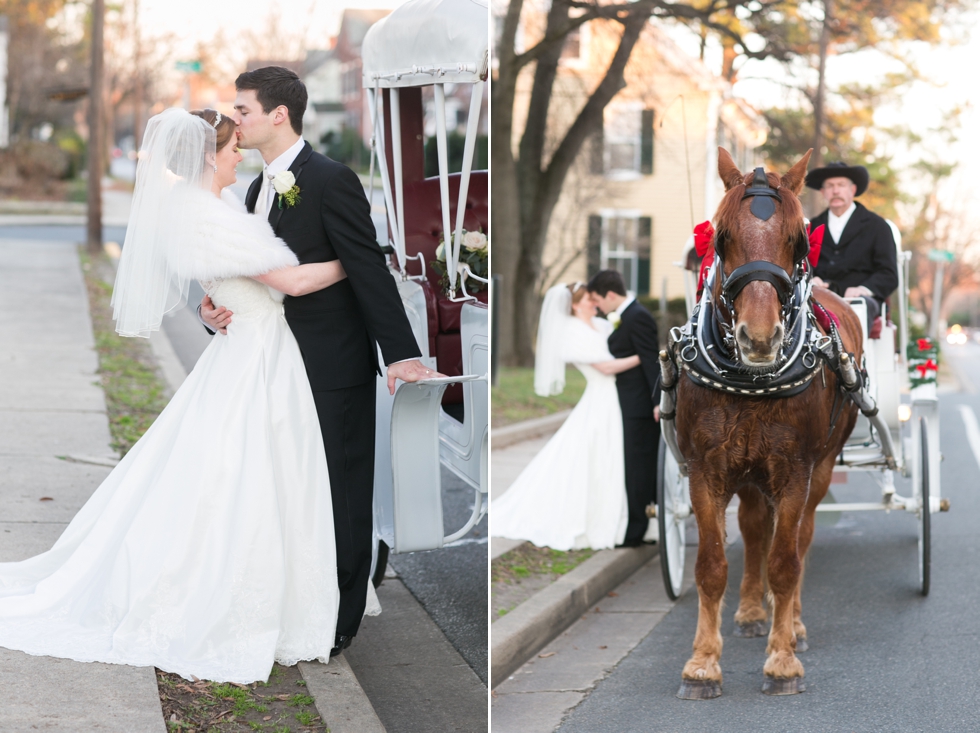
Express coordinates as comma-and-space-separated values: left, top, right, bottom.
613, 293, 636, 319
257, 137, 307, 216
827, 202, 856, 244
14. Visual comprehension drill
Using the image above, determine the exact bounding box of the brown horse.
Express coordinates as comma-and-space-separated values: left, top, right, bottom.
673, 149, 864, 698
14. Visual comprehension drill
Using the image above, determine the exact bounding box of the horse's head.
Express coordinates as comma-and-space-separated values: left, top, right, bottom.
712, 148, 812, 368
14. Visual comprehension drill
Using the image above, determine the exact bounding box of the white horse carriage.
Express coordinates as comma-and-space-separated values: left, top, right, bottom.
361, 0, 489, 581
658, 219, 946, 601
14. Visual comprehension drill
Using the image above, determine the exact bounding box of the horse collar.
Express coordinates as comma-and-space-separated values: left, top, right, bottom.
742, 166, 781, 221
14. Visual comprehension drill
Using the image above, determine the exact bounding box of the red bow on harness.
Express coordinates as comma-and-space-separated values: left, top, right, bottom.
693, 221, 825, 294
915, 359, 938, 378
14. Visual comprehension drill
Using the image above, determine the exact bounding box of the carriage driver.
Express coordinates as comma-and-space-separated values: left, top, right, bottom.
806, 161, 899, 326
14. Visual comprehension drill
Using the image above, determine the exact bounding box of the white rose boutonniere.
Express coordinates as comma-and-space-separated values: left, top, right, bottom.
463, 230, 488, 252
435, 241, 446, 262
272, 171, 301, 209
608, 312, 622, 330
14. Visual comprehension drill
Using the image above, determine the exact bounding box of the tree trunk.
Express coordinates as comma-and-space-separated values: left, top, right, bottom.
490, 0, 526, 366
507, 13, 647, 365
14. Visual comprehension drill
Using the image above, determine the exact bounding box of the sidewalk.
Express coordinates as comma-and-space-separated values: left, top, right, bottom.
490, 421, 662, 690
0, 239, 166, 731
0, 238, 387, 732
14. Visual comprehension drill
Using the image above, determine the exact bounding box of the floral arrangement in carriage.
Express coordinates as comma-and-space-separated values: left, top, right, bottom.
907, 337, 939, 388
430, 229, 489, 294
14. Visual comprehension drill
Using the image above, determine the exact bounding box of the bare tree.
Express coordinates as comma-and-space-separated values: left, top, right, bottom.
493, 0, 777, 366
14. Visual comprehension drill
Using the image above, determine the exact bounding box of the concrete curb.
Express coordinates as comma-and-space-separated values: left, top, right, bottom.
299, 657, 386, 733
491, 410, 570, 449
490, 544, 657, 688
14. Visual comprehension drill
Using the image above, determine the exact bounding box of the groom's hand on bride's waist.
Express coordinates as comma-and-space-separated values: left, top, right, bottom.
200, 295, 233, 335
386, 360, 445, 395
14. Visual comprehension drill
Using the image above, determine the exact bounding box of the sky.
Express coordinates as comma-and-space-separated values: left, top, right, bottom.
138, 0, 405, 55
666, 9, 980, 231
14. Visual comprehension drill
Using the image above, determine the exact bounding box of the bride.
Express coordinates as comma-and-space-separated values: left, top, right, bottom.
0, 108, 348, 684
492, 283, 639, 550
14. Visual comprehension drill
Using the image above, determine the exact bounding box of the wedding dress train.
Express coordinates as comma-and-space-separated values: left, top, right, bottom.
0, 192, 340, 684
492, 316, 628, 550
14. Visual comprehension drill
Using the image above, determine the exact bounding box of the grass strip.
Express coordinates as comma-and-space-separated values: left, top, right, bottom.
491, 543, 594, 619
491, 366, 587, 428
79, 248, 169, 456
156, 664, 327, 732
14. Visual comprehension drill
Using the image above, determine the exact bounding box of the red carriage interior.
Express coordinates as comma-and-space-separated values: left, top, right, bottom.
382, 88, 489, 406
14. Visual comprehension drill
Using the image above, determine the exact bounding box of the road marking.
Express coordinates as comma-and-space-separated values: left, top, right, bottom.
958, 405, 980, 472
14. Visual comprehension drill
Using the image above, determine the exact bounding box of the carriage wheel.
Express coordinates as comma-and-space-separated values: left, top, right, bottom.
918, 417, 931, 597
658, 436, 688, 601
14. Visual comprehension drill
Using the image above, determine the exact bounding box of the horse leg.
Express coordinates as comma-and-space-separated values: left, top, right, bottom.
762, 482, 808, 695
792, 456, 834, 653
733, 486, 770, 638
678, 475, 729, 700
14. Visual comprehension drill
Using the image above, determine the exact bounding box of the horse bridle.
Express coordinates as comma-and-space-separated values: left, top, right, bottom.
713, 166, 808, 322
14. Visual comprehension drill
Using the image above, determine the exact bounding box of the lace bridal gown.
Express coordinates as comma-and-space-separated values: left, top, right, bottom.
0, 190, 340, 684
492, 316, 629, 550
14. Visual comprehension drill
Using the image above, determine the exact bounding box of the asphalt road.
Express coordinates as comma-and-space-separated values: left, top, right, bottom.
557, 341, 980, 732
0, 224, 488, 687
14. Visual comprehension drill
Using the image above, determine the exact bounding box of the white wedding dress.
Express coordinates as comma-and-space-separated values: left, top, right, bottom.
0, 190, 341, 684
492, 316, 628, 550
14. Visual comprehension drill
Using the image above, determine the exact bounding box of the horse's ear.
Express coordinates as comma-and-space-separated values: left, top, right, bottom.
781, 149, 813, 195
714, 226, 729, 261
792, 230, 810, 264
717, 148, 743, 190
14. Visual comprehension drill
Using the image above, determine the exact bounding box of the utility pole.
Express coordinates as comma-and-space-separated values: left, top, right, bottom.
86, 0, 105, 255
133, 0, 142, 152
808, 0, 834, 215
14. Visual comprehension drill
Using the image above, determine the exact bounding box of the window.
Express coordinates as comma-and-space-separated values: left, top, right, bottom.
558, 16, 588, 68
596, 104, 654, 178
587, 212, 652, 295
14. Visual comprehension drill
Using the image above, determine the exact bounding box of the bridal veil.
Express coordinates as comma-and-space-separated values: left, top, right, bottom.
111, 108, 216, 338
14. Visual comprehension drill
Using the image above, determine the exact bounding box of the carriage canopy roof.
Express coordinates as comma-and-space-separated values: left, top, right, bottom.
361, 0, 489, 88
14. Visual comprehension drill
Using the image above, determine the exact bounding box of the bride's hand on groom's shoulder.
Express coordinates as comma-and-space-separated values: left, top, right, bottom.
386, 360, 445, 395
201, 295, 233, 335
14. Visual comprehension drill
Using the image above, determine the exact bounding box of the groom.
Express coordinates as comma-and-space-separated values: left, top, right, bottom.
200, 66, 439, 656
587, 270, 661, 547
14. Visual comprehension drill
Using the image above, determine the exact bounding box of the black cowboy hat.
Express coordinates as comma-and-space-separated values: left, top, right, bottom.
804, 161, 870, 196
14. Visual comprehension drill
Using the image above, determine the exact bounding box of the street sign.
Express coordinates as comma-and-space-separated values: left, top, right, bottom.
175, 60, 202, 73
928, 248, 954, 263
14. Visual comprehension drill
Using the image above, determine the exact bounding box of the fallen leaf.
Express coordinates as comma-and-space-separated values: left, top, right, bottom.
39, 497, 53, 501
169, 714, 177, 722
538, 652, 556, 658
263, 716, 272, 721
230, 682, 248, 689
599, 645, 608, 649
607, 591, 618, 597
191, 675, 201, 682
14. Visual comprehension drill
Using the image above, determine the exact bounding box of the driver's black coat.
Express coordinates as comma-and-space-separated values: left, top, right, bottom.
810, 202, 899, 303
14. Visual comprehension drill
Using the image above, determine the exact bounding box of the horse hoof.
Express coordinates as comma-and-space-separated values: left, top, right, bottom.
795, 636, 809, 653
761, 676, 806, 695
733, 621, 768, 638
677, 679, 722, 700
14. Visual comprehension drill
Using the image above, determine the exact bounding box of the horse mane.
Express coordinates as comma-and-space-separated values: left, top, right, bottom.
713, 170, 807, 257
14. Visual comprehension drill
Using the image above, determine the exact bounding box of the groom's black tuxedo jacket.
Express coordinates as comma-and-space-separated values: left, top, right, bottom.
607, 300, 662, 419
246, 142, 421, 391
